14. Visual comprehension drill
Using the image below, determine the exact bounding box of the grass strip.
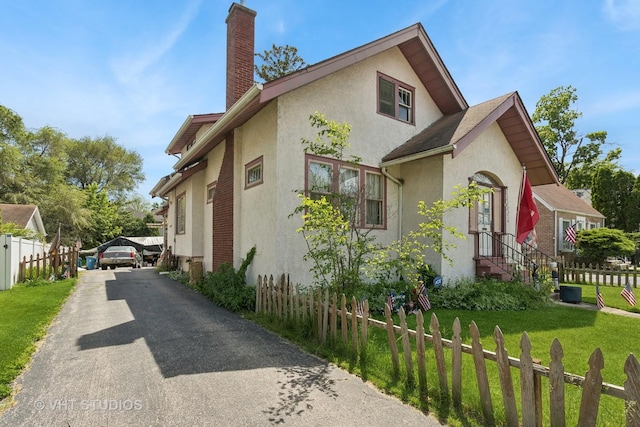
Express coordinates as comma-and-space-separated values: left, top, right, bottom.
0, 279, 76, 400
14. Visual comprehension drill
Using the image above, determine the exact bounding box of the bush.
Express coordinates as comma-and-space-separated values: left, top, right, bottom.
429, 277, 550, 311
577, 228, 635, 264
195, 247, 257, 312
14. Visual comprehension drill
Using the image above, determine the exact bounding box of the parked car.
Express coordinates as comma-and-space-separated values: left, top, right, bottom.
99, 246, 142, 270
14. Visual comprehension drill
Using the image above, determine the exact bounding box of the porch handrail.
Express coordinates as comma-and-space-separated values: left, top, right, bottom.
477, 232, 557, 284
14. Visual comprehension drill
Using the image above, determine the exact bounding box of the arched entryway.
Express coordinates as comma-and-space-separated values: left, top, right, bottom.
469, 172, 505, 257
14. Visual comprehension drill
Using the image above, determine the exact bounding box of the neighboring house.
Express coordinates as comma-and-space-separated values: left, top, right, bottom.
533, 184, 605, 258
0, 203, 47, 237
151, 2, 558, 285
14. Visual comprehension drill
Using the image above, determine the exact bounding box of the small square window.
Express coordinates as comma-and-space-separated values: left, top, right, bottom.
245, 156, 264, 189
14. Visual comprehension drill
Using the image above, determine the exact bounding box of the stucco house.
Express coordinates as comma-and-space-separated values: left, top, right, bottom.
533, 184, 605, 258
151, 2, 559, 285
0, 203, 47, 237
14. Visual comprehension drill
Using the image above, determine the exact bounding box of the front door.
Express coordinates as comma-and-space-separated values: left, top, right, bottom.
478, 191, 493, 256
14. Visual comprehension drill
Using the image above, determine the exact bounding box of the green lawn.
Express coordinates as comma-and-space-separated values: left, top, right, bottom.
565, 282, 640, 313
0, 279, 75, 401
251, 303, 640, 426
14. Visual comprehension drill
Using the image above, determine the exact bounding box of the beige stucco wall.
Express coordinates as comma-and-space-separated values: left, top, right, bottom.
169, 167, 205, 271
440, 122, 522, 282
233, 101, 279, 281
256, 47, 446, 286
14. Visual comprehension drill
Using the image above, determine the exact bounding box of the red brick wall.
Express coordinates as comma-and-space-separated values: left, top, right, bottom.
535, 204, 555, 255
213, 134, 235, 270
226, 3, 256, 110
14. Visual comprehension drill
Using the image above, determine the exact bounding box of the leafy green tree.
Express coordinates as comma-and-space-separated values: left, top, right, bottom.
368, 183, 488, 284
577, 228, 635, 264
66, 135, 144, 199
255, 44, 306, 82
292, 113, 373, 293
83, 184, 122, 248
0, 106, 25, 201
591, 166, 640, 232
532, 86, 620, 187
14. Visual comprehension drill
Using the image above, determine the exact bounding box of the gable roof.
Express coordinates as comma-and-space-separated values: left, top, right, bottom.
166, 23, 468, 174
533, 184, 604, 218
166, 113, 223, 155
381, 92, 559, 186
0, 203, 46, 235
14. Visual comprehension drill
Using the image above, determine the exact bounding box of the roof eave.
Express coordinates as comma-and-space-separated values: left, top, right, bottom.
173, 84, 263, 171
380, 144, 455, 168
165, 115, 195, 154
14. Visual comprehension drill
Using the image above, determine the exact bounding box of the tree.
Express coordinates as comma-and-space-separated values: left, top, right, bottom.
66, 135, 144, 200
255, 44, 306, 82
292, 112, 372, 293
532, 86, 620, 187
591, 165, 640, 232
83, 184, 122, 248
577, 228, 635, 264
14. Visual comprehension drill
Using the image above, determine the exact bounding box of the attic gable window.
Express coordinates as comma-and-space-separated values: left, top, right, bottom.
377, 72, 414, 124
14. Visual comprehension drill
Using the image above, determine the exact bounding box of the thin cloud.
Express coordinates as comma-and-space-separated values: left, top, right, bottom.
603, 0, 640, 31
587, 90, 640, 115
111, 0, 202, 85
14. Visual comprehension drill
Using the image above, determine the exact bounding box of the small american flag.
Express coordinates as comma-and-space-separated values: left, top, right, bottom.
564, 224, 576, 245
387, 293, 395, 312
417, 282, 431, 311
621, 282, 636, 306
596, 283, 605, 310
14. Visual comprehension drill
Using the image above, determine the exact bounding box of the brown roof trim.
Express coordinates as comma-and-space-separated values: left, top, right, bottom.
381, 92, 559, 186
260, 23, 467, 114
166, 113, 223, 155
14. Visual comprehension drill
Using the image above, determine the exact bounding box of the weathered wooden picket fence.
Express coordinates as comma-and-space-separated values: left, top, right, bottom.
256, 274, 640, 426
18, 247, 79, 282
561, 262, 639, 287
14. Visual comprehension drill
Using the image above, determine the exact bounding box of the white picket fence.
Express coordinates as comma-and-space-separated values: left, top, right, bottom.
0, 234, 48, 290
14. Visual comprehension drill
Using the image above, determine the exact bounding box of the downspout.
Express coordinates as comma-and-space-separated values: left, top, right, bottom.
381, 167, 403, 239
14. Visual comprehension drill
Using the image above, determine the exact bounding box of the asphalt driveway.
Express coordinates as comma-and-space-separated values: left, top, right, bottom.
0, 268, 442, 426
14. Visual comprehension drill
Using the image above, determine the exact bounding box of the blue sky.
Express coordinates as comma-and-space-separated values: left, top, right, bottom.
1, 0, 639, 202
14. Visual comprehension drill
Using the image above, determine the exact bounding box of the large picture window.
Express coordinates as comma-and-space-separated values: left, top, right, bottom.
305, 155, 386, 228
377, 72, 414, 124
176, 192, 186, 234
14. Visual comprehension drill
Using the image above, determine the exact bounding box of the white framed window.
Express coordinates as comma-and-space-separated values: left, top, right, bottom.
308, 161, 333, 200
377, 72, 414, 124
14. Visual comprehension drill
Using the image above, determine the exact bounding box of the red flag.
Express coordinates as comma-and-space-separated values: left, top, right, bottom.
516, 170, 539, 244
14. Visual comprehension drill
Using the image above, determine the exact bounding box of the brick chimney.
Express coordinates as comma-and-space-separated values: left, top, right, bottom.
226, 2, 257, 110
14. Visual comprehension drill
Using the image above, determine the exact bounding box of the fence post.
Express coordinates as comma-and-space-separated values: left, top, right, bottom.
624, 354, 640, 426
399, 308, 414, 385
431, 313, 448, 397
384, 303, 400, 377
351, 296, 358, 354
340, 294, 347, 344
549, 339, 566, 427
520, 332, 537, 427
416, 310, 428, 400
471, 321, 494, 426
578, 348, 604, 427
452, 317, 463, 409
360, 300, 369, 357
321, 288, 329, 343
494, 326, 518, 427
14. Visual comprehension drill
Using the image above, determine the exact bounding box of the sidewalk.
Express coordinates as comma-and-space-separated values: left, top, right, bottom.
552, 298, 640, 319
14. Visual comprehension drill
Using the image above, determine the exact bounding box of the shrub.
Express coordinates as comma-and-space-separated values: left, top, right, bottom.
429, 277, 550, 311
577, 228, 635, 264
196, 247, 257, 312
